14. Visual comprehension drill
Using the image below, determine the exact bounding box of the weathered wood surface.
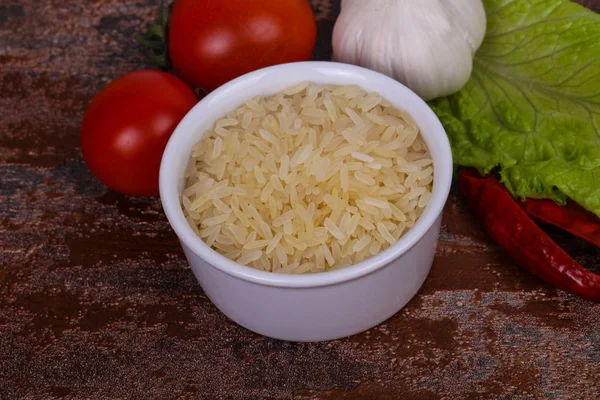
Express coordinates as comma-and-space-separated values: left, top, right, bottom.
2, 1, 600, 399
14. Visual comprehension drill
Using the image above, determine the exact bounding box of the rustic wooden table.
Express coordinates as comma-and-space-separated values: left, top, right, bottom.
2, 0, 600, 399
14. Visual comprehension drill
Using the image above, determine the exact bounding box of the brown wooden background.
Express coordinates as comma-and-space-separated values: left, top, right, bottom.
2, 1, 600, 399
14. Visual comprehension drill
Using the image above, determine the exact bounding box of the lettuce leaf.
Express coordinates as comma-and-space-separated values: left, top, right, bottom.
431, 0, 600, 216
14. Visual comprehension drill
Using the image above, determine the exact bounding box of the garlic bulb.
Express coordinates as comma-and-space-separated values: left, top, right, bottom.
332, 0, 487, 100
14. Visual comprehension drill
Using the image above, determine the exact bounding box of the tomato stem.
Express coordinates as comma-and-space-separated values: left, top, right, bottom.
135, 0, 171, 70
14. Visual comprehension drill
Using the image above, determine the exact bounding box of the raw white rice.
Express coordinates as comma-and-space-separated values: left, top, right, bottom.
182, 82, 433, 274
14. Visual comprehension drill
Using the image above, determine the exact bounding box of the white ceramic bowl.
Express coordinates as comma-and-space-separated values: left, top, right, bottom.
160, 61, 452, 342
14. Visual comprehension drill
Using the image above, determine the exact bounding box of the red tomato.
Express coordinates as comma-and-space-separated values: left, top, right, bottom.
81, 70, 197, 196
168, 0, 317, 91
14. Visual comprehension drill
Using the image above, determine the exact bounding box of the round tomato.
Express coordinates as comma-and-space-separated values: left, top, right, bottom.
81, 70, 197, 196
168, 0, 317, 91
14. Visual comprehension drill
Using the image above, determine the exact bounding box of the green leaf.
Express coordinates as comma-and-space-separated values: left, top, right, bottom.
431, 0, 600, 217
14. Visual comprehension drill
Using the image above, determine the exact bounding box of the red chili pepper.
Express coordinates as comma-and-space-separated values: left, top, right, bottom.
522, 198, 600, 248
459, 168, 600, 302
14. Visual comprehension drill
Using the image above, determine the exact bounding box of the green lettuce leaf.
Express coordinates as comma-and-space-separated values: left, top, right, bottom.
431, 0, 600, 216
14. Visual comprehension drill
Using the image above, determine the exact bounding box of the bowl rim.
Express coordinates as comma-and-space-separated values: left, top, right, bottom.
159, 61, 452, 288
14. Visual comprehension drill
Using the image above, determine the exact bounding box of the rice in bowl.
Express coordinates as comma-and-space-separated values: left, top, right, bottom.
181, 82, 433, 274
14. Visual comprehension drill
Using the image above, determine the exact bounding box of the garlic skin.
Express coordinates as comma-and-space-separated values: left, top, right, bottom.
332, 0, 487, 101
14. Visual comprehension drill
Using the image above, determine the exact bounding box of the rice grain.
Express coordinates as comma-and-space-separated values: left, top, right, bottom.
182, 82, 433, 274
